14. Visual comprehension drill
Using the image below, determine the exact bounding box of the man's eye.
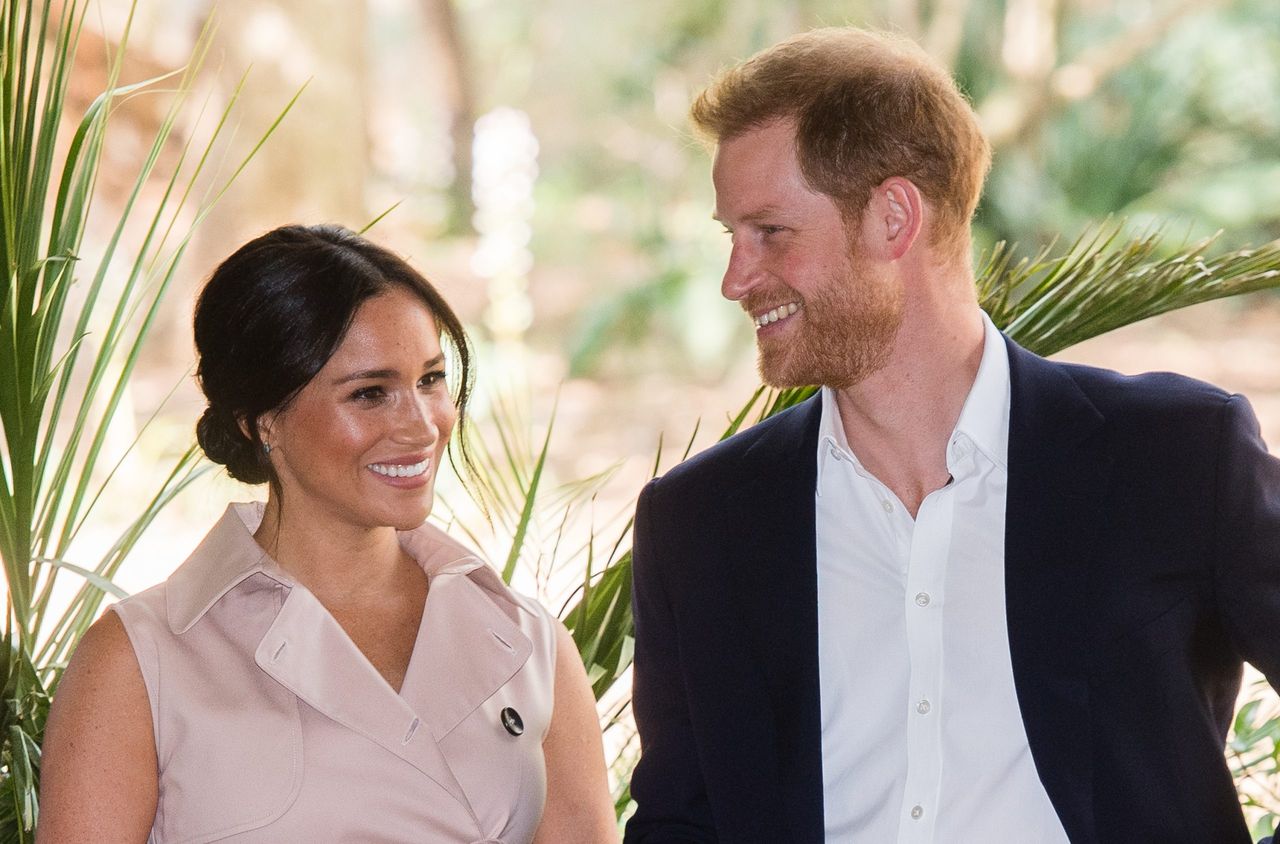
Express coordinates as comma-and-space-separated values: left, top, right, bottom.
760, 225, 784, 235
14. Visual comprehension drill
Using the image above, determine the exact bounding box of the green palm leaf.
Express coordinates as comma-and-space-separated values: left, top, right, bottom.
0, 2, 298, 834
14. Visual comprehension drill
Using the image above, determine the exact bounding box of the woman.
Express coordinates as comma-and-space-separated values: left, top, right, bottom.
39, 225, 617, 843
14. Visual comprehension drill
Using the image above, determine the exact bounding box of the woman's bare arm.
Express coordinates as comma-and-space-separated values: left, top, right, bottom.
37, 611, 157, 843
532, 621, 618, 844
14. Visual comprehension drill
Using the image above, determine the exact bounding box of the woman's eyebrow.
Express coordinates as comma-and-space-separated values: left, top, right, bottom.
332, 355, 446, 385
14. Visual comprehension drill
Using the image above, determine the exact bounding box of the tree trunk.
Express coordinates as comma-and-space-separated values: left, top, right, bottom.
420, 0, 475, 235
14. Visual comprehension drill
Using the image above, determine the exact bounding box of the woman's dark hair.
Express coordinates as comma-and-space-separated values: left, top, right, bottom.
194, 223, 475, 488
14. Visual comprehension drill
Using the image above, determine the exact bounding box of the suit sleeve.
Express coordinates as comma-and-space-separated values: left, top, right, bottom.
1212, 393, 1280, 684
624, 479, 718, 843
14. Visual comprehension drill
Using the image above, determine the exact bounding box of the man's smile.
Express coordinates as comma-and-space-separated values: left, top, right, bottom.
752, 301, 800, 330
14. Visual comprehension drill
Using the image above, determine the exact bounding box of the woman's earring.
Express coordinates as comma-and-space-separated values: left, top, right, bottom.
262, 442, 272, 455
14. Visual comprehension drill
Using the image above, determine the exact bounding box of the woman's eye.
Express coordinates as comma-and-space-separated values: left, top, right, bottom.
420, 370, 447, 388
351, 386, 386, 402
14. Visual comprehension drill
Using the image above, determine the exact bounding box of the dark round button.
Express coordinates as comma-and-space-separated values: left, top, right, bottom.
500, 706, 524, 736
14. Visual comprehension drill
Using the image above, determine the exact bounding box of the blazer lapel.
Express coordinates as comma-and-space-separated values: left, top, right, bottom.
728, 395, 826, 841
1004, 337, 1111, 843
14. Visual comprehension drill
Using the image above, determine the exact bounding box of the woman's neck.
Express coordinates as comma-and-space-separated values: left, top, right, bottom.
253, 500, 415, 607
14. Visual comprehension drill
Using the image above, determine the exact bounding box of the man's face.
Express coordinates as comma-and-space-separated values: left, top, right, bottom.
712, 119, 903, 389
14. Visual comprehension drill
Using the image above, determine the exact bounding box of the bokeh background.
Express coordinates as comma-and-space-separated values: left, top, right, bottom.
40, 0, 1280, 825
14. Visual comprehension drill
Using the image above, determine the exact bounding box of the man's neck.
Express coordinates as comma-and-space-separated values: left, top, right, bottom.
833, 301, 986, 517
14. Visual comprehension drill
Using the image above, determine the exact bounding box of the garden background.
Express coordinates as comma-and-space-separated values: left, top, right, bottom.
4, 0, 1280, 837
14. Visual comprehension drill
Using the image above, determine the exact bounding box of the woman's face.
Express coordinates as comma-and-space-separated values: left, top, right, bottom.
262, 286, 458, 533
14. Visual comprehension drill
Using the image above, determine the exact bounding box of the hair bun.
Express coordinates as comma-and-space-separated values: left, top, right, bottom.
196, 405, 267, 484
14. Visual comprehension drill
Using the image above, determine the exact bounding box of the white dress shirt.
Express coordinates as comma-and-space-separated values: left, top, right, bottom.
816, 313, 1070, 842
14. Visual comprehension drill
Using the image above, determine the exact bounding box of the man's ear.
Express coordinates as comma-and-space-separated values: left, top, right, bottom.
874, 177, 924, 261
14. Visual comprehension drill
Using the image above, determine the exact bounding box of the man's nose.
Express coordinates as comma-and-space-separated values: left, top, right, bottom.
720, 241, 760, 302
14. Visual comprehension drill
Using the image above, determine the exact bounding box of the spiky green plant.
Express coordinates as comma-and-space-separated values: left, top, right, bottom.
0, 1, 297, 836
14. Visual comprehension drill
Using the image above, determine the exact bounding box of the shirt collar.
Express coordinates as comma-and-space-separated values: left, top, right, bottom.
165, 502, 490, 634
817, 383, 864, 495
951, 311, 1010, 472
814, 310, 1010, 493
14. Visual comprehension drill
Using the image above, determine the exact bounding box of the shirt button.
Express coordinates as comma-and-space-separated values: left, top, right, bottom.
881, 500, 893, 513
910, 805, 924, 820
914, 592, 930, 607
916, 699, 931, 715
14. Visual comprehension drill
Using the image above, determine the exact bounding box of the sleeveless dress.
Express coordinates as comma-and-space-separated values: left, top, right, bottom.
112, 502, 557, 843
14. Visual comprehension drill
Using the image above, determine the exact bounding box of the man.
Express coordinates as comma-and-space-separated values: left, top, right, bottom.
624, 27, 1280, 843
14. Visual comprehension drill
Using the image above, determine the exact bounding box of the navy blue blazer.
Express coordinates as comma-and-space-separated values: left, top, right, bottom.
624, 337, 1280, 843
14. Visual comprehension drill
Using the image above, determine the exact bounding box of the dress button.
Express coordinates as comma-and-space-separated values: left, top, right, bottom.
914, 592, 930, 607
910, 805, 924, 820
916, 699, 931, 715
500, 706, 524, 736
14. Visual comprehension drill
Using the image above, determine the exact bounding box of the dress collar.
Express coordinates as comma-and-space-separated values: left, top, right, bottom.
165, 502, 498, 635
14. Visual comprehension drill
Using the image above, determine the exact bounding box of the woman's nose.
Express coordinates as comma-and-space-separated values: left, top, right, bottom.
396, 395, 441, 445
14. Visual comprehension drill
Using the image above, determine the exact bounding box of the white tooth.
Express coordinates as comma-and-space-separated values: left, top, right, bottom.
768, 308, 779, 321
368, 459, 430, 478
788, 302, 798, 314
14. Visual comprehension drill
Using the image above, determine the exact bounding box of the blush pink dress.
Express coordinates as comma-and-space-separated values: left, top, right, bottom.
112, 502, 557, 843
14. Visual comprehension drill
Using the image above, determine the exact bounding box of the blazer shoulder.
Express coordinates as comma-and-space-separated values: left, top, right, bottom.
1055, 358, 1235, 419
646, 395, 820, 501
1010, 331, 1235, 417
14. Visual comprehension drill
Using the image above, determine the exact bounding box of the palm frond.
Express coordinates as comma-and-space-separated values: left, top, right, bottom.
0, 1, 298, 830
980, 224, 1280, 357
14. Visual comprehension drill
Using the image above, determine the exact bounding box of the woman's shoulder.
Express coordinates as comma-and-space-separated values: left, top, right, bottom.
38, 610, 158, 842
70, 609, 147, 684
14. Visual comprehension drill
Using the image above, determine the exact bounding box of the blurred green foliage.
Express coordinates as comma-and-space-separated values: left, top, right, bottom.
451, 0, 1280, 379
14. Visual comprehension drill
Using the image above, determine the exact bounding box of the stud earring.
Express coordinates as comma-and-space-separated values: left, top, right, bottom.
262, 442, 272, 455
